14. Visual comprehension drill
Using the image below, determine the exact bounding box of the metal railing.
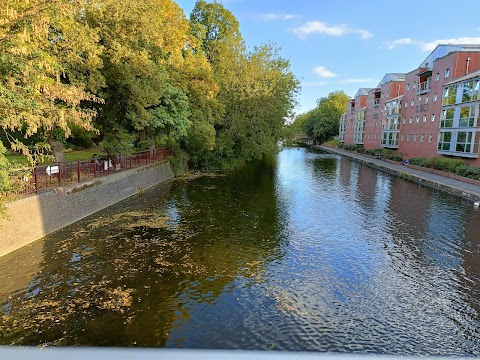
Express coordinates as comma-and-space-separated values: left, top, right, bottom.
9, 148, 171, 196
417, 80, 431, 93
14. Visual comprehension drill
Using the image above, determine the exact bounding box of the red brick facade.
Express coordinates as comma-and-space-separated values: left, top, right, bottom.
339, 45, 480, 166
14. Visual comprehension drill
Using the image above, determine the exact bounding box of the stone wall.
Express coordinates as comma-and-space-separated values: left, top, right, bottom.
0, 161, 174, 257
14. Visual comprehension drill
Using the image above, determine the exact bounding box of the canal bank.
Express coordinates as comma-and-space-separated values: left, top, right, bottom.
317, 145, 480, 203
0, 161, 174, 257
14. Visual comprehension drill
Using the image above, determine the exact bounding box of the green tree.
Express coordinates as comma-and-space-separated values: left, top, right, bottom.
294, 91, 349, 144
85, 0, 193, 154
0, 0, 104, 163
190, 1, 299, 169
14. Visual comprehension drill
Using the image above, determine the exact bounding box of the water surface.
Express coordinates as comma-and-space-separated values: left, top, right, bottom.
0, 147, 479, 355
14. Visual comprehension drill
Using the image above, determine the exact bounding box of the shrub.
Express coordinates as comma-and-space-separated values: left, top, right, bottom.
365, 149, 376, 156
337, 142, 345, 149
355, 147, 365, 154
454, 164, 480, 181
386, 153, 403, 162
344, 144, 358, 151
325, 139, 340, 147
409, 157, 428, 167
428, 157, 465, 173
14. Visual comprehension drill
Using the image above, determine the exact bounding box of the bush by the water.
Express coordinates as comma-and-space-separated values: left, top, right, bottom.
454, 164, 480, 180
428, 157, 465, 173
386, 153, 403, 162
325, 139, 341, 147
408, 157, 428, 167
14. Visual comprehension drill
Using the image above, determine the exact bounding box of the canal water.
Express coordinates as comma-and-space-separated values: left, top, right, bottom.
0, 147, 479, 355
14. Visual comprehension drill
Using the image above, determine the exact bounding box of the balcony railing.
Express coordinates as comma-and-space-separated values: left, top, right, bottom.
417, 80, 431, 94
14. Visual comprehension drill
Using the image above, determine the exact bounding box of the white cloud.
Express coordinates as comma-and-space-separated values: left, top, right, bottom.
385, 37, 480, 52
292, 21, 372, 39
385, 38, 415, 49
260, 13, 298, 21
313, 66, 336, 78
338, 78, 376, 84
357, 29, 374, 40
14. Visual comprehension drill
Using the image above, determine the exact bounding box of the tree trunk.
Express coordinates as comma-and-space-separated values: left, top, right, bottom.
147, 136, 155, 157
49, 140, 66, 163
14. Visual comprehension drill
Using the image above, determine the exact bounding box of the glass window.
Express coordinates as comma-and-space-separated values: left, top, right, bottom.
423, 115, 427, 122
438, 131, 451, 151
409, 117, 412, 124
440, 108, 454, 128
433, 93, 438, 102
407, 134, 410, 141
436, 72, 440, 81
431, 114, 435, 122
411, 99, 415, 106
455, 131, 473, 153
425, 96, 429, 104
416, 116, 419, 123
420, 134, 425, 142
459, 105, 477, 127
413, 134, 417, 141
443, 85, 457, 105
401, 134, 404, 141
445, 69, 450, 78
428, 134, 433, 142
407, 84, 410, 90
462, 80, 479, 103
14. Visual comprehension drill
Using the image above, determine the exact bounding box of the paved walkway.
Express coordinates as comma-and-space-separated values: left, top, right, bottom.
317, 145, 480, 203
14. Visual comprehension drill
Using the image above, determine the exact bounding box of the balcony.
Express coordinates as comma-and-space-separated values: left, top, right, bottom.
417, 80, 431, 94
416, 68, 432, 77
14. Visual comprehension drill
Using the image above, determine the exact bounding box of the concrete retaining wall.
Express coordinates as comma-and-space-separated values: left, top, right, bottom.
0, 161, 174, 257
318, 146, 480, 202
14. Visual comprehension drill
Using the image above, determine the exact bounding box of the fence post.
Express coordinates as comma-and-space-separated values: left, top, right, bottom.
34, 166, 39, 194
107, 157, 110, 175
77, 161, 81, 182
58, 162, 61, 185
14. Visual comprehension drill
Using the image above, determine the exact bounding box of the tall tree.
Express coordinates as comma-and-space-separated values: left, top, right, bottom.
85, 0, 193, 153
190, 0, 243, 66
295, 91, 349, 144
0, 0, 104, 162
190, 1, 299, 169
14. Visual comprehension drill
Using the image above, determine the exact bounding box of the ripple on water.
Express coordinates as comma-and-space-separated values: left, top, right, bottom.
0, 148, 479, 354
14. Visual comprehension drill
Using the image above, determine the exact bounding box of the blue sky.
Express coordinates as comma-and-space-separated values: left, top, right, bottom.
175, 0, 480, 115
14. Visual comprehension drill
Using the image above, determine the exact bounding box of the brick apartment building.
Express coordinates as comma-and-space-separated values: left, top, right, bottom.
339, 44, 480, 166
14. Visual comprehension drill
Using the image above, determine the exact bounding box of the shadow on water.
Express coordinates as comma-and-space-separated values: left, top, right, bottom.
0, 147, 479, 355
0, 159, 284, 347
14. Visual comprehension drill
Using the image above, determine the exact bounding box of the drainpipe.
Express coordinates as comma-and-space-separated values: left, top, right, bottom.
466, 57, 471, 75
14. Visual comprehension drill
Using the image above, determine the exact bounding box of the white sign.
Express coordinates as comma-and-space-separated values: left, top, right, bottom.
46, 165, 59, 176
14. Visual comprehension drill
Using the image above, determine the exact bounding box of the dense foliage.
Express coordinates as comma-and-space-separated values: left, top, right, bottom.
291, 91, 349, 143
0, 0, 299, 208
